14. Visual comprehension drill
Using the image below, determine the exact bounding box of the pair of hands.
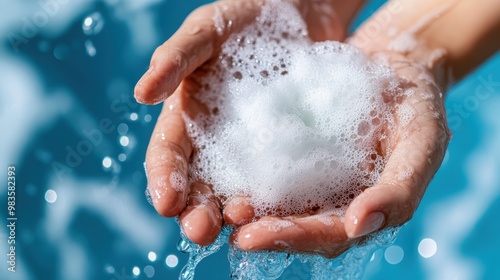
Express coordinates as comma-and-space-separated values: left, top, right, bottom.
135, 0, 450, 258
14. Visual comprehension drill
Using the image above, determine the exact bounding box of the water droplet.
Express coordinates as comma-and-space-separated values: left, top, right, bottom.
82, 12, 104, 36
45, 189, 57, 203
418, 238, 437, 258
118, 153, 127, 162
384, 245, 404, 264
117, 123, 129, 135
166, 254, 179, 268
177, 239, 191, 253
132, 266, 140, 276
119, 136, 129, 147
104, 265, 115, 274
102, 156, 112, 168
84, 40, 96, 57
130, 112, 138, 121
148, 251, 157, 262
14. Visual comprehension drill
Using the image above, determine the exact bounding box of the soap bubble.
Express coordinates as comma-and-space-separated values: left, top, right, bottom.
82, 12, 105, 36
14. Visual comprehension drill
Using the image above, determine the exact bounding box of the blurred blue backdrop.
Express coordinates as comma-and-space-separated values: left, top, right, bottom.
0, 0, 499, 279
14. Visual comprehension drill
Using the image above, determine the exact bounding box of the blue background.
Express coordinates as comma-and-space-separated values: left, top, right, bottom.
1, 0, 499, 279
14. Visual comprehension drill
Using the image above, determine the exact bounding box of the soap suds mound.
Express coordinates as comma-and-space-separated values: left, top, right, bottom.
186, 0, 400, 217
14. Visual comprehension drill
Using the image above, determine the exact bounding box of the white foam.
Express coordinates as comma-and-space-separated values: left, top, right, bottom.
186, 0, 401, 217
169, 171, 186, 191
397, 167, 414, 181
397, 103, 416, 127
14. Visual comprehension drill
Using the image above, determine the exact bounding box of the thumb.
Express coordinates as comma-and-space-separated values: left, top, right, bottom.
345, 115, 450, 239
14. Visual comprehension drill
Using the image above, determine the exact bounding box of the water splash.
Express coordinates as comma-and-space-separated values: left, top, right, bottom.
177, 226, 231, 280
229, 249, 293, 279
176, 225, 400, 280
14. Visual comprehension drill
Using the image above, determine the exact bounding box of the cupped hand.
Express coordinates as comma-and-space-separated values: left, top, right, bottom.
137, 0, 362, 246
224, 34, 452, 258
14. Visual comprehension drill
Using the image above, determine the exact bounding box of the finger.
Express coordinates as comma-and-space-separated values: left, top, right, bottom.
345, 94, 450, 238
145, 90, 191, 217
134, 0, 264, 104
299, 0, 364, 42
179, 182, 223, 246
231, 212, 356, 258
223, 196, 255, 226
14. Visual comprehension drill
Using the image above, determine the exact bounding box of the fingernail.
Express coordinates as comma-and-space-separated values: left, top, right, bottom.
352, 212, 385, 238
229, 228, 241, 247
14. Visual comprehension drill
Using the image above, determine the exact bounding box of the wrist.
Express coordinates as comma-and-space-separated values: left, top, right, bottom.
299, 0, 365, 41
352, 0, 500, 80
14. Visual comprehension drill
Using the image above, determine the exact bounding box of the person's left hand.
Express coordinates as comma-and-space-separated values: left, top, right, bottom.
224, 44, 451, 259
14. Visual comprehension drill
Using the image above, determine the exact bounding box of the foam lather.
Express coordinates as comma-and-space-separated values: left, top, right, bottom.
186, 0, 400, 218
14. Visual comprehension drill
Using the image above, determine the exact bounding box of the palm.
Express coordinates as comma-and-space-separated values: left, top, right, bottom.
136, 0, 450, 258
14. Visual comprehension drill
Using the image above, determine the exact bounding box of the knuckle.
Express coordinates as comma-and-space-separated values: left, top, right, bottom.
150, 45, 165, 66
380, 179, 420, 226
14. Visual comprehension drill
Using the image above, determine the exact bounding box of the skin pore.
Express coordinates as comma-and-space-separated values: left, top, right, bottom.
135, 0, 500, 257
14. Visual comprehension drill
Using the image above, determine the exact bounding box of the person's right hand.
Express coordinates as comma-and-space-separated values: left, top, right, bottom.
224, 47, 451, 258
135, 0, 364, 246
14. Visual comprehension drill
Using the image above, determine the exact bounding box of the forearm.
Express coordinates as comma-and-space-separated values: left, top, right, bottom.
332, 0, 366, 29
354, 0, 500, 80
418, 0, 500, 79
